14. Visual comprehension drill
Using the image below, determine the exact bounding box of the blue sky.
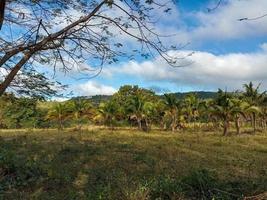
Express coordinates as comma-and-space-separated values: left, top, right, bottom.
22, 0, 267, 97
62, 0, 267, 97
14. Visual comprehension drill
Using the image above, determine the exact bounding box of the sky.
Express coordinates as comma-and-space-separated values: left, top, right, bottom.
15, 0, 267, 98
64, 0, 267, 97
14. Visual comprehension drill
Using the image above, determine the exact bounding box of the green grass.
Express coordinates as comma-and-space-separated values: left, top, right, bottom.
0, 128, 266, 199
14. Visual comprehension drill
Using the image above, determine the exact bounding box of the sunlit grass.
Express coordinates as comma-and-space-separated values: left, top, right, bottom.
0, 128, 266, 199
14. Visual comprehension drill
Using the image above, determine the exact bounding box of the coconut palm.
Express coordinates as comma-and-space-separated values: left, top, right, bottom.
242, 82, 265, 133
47, 103, 70, 130
244, 105, 261, 133
151, 99, 166, 130
230, 98, 250, 135
126, 94, 154, 131
97, 100, 119, 129
210, 90, 245, 135
70, 98, 93, 130
183, 93, 200, 128
163, 94, 180, 132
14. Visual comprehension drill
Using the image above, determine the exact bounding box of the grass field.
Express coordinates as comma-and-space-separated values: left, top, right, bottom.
0, 128, 266, 199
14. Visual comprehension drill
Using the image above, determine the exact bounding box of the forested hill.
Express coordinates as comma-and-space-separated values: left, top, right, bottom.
171, 91, 217, 99
71, 95, 111, 106
72, 91, 217, 105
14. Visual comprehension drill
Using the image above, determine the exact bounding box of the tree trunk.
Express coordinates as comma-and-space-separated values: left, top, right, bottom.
143, 119, 150, 132
137, 118, 142, 130
75, 113, 82, 131
235, 116, 240, 135
171, 115, 176, 132
0, 1, 106, 96
252, 112, 256, 133
0, 0, 6, 30
59, 119, 63, 130
0, 52, 33, 96
171, 118, 176, 132
163, 123, 167, 131
223, 120, 229, 136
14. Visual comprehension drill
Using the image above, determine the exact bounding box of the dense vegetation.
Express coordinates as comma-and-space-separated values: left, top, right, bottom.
1, 82, 267, 136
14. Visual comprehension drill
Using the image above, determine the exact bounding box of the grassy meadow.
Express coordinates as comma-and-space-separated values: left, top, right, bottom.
0, 128, 266, 199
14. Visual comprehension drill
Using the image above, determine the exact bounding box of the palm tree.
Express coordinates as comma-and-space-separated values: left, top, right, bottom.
141, 101, 155, 131
231, 98, 249, 135
210, 90, 244, 135
97, 100, 119, 129
151, 99, 166, 130
70, 98, 93, 130
183, 93, 199, 127
47, 103, 70, 130
163, 94, 179, 132
126, 94, 153, 131
242, 82, 265, 133
244, 105, 261, 133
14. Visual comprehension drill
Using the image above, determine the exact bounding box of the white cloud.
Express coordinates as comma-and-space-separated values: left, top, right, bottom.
260, 43, 267, 51
103, 44, 267, 91
73, 81, 117, 96
187, 0, 267, 41
51, 97, 70, 102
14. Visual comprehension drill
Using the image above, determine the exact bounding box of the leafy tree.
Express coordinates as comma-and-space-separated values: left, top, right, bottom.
0, 0, 181, 96
2, 96, 39, 128
112, 85, 157, 128
122, 87, 157, 131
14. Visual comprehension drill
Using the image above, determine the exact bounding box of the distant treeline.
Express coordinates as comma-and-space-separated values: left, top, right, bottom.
0, 82, 266, 135
83, 91, 217, 105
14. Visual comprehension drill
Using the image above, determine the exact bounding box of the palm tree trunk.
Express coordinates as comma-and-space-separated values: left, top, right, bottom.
137, 118, 142, 130
59, 118, 63, 130
75, 113, 81, 131
144, 119, 149, 132
252, 112, 256, 133
171, 115, 176, 132
235, 116, 240, 135
223, 120, 229, 136
163, 123, 167, 131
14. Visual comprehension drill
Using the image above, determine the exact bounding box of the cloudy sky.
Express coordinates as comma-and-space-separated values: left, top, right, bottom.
53, 0, 267, 96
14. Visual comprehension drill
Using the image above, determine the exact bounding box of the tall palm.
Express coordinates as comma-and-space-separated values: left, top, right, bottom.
231, 98, 249, 135
243, 82, 265, 133
163, 94, 179, 132
126, 94, 153, 131
47, 103, 70, 130
151, 99, 166, 130
183, 93, 199, 128
98, 100, 119, 129
70, 99, 93, 130
210, 90, 244, 135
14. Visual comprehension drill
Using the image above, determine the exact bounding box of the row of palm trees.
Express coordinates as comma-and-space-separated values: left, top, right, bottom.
47, 82, 267, 135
